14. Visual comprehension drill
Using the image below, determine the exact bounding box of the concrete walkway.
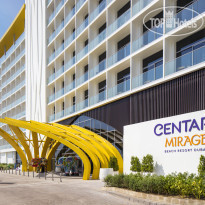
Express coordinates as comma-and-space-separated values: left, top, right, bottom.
0, 172, 139, 205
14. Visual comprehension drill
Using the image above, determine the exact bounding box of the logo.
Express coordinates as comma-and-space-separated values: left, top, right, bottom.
143, 6, 204, 37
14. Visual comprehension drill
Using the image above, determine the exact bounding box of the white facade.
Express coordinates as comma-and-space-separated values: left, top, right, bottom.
124, 110, 205, 175
46, 0, 205, 123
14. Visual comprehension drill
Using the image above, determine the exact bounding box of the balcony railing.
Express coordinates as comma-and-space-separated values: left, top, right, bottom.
108, 78, 130, 98
65, 81, 75, 93
56, 43, 64, 57
90, 0, 106, 23
1, 80, 25, 101
90, 90, 106, 106
1, 65, 25, 88
132, 26, 163, 53
49, 114, 55, 122
48, 93, 55, 103
132, 65, 163, 89
48, 11, 55, 25
89, 29, 106, 51
48, 52, 55, 64
76, 99, 88, 111
1, 95, 26, 114
166, 0, 204, 33
56, 88, 65, 99
65, 56, 75, 71
108, 43, 130, 67
65, 6, 75, 24
76, 71, 88, 86
76, 0, 86, 12
89, 59, 106, 79
56, 0, 64, 15
56, 110, 64, 120
108, 8, 130, 36
47, 0, 52, 6
2, 49, 25, 76
76, 45, 88, 62
132, 0, 153, 17
165, 44, 205, 76
65, 33, 75, 48
48, 31, 56, 44
65, 105, 75, 116
76, 17, 89, 36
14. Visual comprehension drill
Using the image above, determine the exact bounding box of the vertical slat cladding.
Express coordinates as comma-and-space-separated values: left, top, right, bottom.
59, 69, 205, 133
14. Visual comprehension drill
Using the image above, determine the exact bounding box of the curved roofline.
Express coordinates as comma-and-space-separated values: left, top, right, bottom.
0, 4, 25, 58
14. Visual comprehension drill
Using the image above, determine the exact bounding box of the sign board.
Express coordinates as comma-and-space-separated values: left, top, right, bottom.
123, 110, 205, 175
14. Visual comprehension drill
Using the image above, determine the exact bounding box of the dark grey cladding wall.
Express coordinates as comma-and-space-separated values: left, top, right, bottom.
59, 68, 205, 133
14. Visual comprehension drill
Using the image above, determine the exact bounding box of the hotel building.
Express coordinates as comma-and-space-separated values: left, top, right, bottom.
0, 0, 204, 168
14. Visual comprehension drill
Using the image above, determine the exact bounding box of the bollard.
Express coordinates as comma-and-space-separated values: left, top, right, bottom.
33, 171, 34, 178
23, 171, 25, 176
19, 169, 20, 175
12, 169, 13, 174
39, 172, 40, 179
15, 169, 17, 175
28, 170, 29, 177
45, 172, 46, 180
60, 172, 62, 182
52, 171, 54, 181
6, 169, 7, 173
9, 169, 10, 174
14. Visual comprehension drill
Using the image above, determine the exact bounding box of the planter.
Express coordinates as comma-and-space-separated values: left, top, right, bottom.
113, 171, 119, 176
99, 168, 113, 180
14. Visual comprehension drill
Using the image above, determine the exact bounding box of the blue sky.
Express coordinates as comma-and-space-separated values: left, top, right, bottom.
0, 0, 25, 38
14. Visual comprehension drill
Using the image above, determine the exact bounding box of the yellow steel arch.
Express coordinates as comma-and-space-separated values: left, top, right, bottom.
0, 128, 27, 171
30, 121, 101, 179
32, 131, 39, 158
52, 123, 109, 167
9, 125, 32, 164
71, 125, 123, 173
41, 137, 52, 158
46, 141, 61, 171
1, 118, 91, 180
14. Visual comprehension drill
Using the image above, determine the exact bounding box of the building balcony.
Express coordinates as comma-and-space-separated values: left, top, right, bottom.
55, 0, 64, 15
1, 95, 26, 115
48, 52, 55, 64
56, 43, 64, 57
166, 0, 205, 33
132, 65, 163, 89
76, 99, 88, 112
89, 59, 106, 79
76, 45, 88, 62
108, 43, 130, 67
56, 87, 64, 99
76, 17, 89, 37
2, 49, 25, 76
48, 93, 55, 103
56, 110, 64, 120
89, 29, 106, 51
48, 11, 55, 25
1, 80, 25, 101
65, 6, 75, 25
1, 65, 25, 89
65, 81, 75, 93
108, 78, 130, 98
76, 71, 88, 87
108, 8, 130, 36
90, 90, 106, 106
89, 0, 106, 23
65, 33, 75, 48
76, 0, 86, 12
132, 0, 154, 17
165, 44, 205, 76
132, 27, 162, 53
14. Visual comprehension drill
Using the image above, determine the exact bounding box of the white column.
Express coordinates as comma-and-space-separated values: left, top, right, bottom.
25, 0, 47, 122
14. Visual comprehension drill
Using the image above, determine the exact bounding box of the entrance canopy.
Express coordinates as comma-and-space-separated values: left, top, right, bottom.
0, 118, 123, 180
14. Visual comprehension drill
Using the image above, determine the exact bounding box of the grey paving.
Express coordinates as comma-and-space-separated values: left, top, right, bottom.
0, 172, 140, 205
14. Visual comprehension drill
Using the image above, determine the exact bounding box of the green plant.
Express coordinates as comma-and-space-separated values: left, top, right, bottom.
141, 154, 154, 173
104, 172, 205, 199
130, 156, 141, 172
198, 155, 205, 177
108, 156, 119, 171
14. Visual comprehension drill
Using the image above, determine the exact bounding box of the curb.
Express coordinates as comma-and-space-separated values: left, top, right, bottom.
102, 187, 205, 205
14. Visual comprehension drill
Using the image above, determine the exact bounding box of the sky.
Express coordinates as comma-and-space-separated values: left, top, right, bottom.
0, 0, 25, 39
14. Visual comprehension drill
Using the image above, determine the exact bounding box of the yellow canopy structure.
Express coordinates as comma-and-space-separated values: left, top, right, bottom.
0, 118, 123, 180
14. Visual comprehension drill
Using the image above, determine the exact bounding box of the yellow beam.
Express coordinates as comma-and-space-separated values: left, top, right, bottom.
0, 128, 27, 171
32, 132, 39, 158
1, 118, 91, 180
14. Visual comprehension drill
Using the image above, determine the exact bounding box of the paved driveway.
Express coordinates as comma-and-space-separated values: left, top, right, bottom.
0, 172, 138, 205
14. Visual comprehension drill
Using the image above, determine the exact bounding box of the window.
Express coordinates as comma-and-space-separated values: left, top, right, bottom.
84, 14, 89, 27
72, 96, 76, 112
62, 81, 64, 88
98, 52, 106, 72
117, 1, 130, 18
117, 35, 130, 61
117, 68, 130, 94
98, 80, 106, 101
142, 50, 163, 82
84, 90, 88, 107
53, 106, 55, 114
84, 64, 88, 81
62, 102, 65, 111
99, 23, 106, 34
